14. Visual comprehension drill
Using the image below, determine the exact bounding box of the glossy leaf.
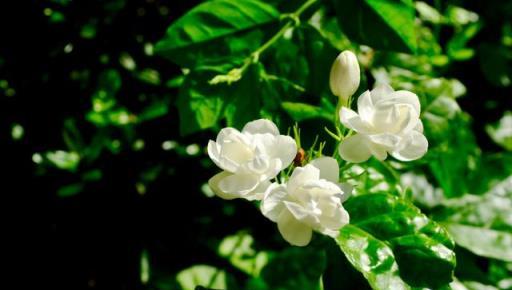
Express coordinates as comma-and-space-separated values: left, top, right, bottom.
330, 193, 456, 289
444, 223, 512, 262
155, 0, 278, 67
332, 0, 417, 53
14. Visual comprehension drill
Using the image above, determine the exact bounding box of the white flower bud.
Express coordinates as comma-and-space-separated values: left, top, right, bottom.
329, 50, 361, 104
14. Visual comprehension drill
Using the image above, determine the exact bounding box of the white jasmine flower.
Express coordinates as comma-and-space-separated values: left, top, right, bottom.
208, 119, 297, 201
261, 157, 351, 246
339, 83, 428, 163
330, 50, 361, 104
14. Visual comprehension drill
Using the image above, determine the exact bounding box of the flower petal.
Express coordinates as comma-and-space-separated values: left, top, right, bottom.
318, 206, 350, 238
370, 83, 394, 104
246, 180, 271, 201
208, 171, 239, 200
340, 107, 372, 133
338, 183, 353, 202
242, 119, 279, 136
220, 141, 254, 165
338, 134, 372, 163
287, 164, 320, 193
356, 90, 374, 122
277, 210, 313, 246
218, 173, 260, 196
274, 135, 297, 169
309, 157, 339, 183
391, 131, 428, 161
261, 183, 287, 221
390, 90, 421, 115
367, 142, 388, 161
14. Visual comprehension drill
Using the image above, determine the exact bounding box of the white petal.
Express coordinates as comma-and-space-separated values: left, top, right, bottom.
318, 206, 350, 238
246, 180, 271, 201
309, 157, 339, 183
284, 201, 314, 223
216, 127, 241, 144
340, 107, 372, 133
208, 172, 240, 200
370, 83, 394, 104
367, 142, 388, 161
242, 119, 279, 136
356, 91, 374, 122
220, 141, 254, 165
338, 134, 372, 163
287, 165, 320, 193
391, 131, 428, 161
261, 183, 287, 221
338, 183, 353, 202
415, 120, 424, 133
218, 173, 259, 196
274, 135, 297, 169
390, 90, 421, 115
207, 140, 222, 165
277, 210, 313, 247
367, 133, 400, 148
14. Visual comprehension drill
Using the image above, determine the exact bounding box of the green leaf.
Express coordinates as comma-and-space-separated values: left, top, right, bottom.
217, 232, 269, 277
479, 43, 512, 87
45, 150, 81, 171
332, 0, 417, 53
224, 64, 263, 129
176, 265, 234, 290
281, 102, 332, 122
486, 111, 512, 151
155, 0, 279, 66
260, 246, 326, 290
176, 71, 226, 135
447, 22, 482, 61
57, 182, 84, 197
332, 193, 456, 289
443, 224, 512, 262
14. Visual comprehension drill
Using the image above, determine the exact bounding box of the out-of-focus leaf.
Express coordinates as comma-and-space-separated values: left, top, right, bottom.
447, 22, 482, 61
135, 68, 161, 85
57, 182, 84, 197
176, 265, 234, 290
218, 232, 269, 277
281, 102, 332, 122
446, 6, 479, 26
332, 0, 417, 53
138, 101, 169, 122
425, 113, 478, 198
155, 0, 278, 67
331, 193, 456, 289
486, 111, 512, 150
479, 43, 512, 87
443, 224, 512, 262
401, 172, 444, 208
415, 1, 444, 24
46, 150, 81, 171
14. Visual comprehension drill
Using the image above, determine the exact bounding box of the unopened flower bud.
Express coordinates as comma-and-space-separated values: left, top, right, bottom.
329, 50, 360, 104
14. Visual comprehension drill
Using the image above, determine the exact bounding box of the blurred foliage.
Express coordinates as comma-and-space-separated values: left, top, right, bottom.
2, 0, 512, 289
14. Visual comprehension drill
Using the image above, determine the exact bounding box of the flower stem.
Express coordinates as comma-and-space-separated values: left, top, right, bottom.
210, 0, 319, 84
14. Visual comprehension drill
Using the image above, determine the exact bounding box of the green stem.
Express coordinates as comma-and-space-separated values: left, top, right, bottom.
210, 0, 319, 84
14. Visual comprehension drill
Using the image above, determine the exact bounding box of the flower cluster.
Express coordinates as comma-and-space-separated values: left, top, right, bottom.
206, 50, 428, 246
